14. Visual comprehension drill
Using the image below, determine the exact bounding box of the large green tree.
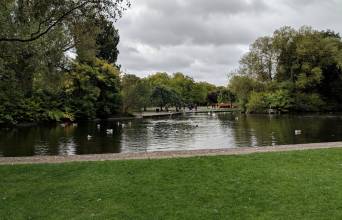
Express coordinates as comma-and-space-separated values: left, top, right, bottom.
231, 26, 342, 112
64, 59, 121, 119
0, 0, 130, 43
121, 74, 152, 113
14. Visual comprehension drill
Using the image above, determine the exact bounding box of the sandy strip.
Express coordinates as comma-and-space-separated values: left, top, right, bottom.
1, 142, 342, 165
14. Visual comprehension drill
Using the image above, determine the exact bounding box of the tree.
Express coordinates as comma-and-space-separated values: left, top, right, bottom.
96, 18, 120, 64
217, 88, 236, 106
121, 75, 152, 113
207, 91, 219, 104
64, 59, 121, 119
148, 72, 171, 87
0, 0, 130, 43
170, 72, 194, 104
191, 83, 209, 105
150, 86, 181, 111
240, 36, 278, 81
72, 17, 100, 64
229, 75, 264, 111
0, 0, 129, 125
231, 26, 342, 112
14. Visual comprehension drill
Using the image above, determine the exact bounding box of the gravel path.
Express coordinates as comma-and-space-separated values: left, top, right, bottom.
1, 142, 342, 165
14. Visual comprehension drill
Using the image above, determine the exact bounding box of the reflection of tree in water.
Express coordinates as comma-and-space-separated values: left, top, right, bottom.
225, 114, 255, 147
224, 114, 342, 147
0, 128, 37, 156
121, 117, 199, 152
121, 119, 150, 152
38, 125, 77, 155
2, 114, 342, 156
73, 122, 122, 155
0, 122, 124, 156
148, 116, 197, 150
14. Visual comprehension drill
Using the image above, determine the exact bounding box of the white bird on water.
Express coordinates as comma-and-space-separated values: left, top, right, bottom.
106, 129, 114, 135
87, 135, 92, 140
295, 130, 302, 135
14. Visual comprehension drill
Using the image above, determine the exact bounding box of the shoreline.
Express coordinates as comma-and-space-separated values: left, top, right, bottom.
0, 109, 239, 128
1, 141, 342, 165
4, 111, 342, 128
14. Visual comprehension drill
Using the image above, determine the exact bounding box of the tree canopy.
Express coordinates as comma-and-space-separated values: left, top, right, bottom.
0, 0, 130, 43
230, 26, 342, 113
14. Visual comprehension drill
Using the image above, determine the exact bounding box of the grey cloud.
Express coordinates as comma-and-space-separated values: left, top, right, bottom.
145, 0, 269, 16
116, 0, 342, 85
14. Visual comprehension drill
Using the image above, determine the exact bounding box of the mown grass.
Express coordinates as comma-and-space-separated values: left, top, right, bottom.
1, 149, 342, 219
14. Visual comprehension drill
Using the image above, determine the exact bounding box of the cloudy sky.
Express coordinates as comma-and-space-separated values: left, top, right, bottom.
116, 0, 342, 85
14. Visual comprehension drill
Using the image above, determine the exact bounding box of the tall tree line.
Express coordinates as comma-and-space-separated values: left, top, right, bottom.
0, 0, 129, 125
0, 1, 230, 126
229, 26, 342, 113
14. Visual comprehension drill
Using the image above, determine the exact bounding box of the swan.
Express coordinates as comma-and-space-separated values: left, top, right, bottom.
295, 130, 302, 135
106, 129, 114, 135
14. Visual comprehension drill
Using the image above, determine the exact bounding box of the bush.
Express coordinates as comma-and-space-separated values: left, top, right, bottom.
229, 75, 265, 111
266, 90, 294, 112
246, 92, 268, 113
246, 90, 294, 113
294, 93, 325, 112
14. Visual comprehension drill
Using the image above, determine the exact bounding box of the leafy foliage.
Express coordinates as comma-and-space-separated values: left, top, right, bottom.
64, 59, 121, 119
121, 75, 152, 112
0, 1, 126, 125
230, 26, 342, 113
150, 86, 182, 111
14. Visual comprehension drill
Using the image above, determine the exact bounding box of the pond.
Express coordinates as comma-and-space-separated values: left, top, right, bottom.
1, 113, 342, 157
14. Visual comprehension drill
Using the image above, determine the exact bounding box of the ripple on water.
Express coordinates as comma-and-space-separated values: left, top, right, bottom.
1, 113, 342, 156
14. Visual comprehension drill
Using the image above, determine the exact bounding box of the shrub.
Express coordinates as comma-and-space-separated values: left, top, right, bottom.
246, 92, 268, 113
294, 93, 325, 112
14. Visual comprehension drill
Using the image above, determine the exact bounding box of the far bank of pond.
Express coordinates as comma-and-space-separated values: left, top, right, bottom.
1, 113, 342, 157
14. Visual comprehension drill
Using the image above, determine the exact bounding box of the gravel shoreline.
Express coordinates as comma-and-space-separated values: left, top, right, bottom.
1, 142, 342, 165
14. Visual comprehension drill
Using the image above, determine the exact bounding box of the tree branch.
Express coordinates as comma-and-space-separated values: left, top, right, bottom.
0, 1, 90, 43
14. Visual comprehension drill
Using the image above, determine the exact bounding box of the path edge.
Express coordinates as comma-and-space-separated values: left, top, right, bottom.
1, 142, 342, 165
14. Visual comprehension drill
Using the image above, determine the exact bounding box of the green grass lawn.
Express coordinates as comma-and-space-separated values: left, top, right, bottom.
1, 149, 342, 219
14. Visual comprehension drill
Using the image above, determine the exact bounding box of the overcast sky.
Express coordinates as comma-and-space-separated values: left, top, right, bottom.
116, 0, 342, 85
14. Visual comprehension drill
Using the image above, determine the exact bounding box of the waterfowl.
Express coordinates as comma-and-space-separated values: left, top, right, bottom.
295, 130, 302, 135
106, 129, 114, 135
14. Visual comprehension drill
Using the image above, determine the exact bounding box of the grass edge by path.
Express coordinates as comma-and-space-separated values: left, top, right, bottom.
1, 141, 342, 165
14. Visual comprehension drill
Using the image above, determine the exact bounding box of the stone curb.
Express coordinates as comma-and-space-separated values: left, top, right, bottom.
1, 142, 342, 165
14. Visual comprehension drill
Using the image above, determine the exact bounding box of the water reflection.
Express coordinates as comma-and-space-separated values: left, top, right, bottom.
1, 113, 342, 157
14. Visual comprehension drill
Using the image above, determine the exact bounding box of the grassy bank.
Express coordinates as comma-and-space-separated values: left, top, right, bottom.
1, 149, 342, 219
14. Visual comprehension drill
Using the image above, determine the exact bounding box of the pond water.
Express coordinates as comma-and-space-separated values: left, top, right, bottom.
1, 113, 342, 157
